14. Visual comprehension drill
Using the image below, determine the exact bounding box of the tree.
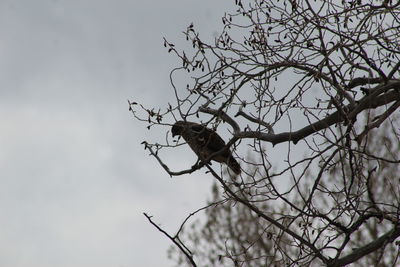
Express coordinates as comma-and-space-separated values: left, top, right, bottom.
131, 0, 400, 266
167, 119, 400, 266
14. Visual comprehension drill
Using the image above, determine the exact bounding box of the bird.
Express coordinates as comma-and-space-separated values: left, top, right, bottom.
171, 121, 241, 174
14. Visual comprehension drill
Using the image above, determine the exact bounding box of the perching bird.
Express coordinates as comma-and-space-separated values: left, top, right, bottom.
171, 121, 241, 174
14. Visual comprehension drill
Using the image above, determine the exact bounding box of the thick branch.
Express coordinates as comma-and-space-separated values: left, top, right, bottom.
347, 77, 382, 89
235, 107, 274, 133
232, 82, 400, 146
328, 226, 400, 267
198, 106, 241, 133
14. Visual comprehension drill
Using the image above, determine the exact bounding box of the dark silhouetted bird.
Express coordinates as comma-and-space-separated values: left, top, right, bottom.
171, 121, 241, 174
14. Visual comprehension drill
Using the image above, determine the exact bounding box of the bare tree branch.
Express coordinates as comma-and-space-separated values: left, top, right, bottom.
328, 226, 400, 267
133, 1, 400, 266
143, 213, 197, 267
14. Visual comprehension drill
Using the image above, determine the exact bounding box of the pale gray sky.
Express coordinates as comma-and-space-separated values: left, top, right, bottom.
0, 1, 229, 266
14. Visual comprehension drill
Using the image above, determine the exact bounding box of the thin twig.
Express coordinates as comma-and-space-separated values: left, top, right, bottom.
143, 213, 197, 267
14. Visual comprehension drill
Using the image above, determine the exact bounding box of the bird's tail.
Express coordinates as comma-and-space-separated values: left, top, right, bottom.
227, 156, 241, 175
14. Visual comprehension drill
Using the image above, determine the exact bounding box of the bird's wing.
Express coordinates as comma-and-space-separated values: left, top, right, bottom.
187, 124, 226, 152
205, 132, 227, 153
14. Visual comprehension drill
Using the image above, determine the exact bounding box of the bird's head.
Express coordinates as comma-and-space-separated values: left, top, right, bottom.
171, 121, 186, 137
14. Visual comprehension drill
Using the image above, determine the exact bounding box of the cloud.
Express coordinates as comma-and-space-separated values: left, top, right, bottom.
0, 0, 228, 266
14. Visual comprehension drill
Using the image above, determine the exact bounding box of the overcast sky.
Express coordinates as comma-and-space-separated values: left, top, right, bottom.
0, 1, 230, 266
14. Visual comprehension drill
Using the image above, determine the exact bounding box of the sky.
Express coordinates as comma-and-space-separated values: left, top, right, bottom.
0, 0, 230, 266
